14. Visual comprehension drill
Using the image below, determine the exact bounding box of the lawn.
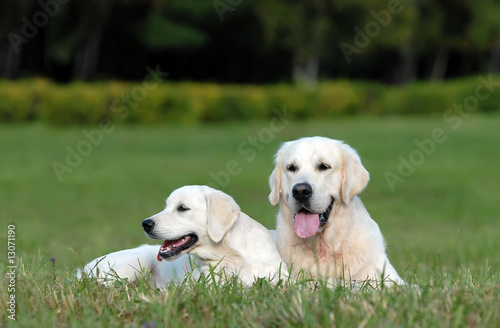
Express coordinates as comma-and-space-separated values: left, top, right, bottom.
1, 114, 499, 327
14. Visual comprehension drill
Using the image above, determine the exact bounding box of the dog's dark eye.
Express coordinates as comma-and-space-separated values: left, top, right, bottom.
286, 164, 297, 172
318, 163, 330, 171
177, 205, 190, 212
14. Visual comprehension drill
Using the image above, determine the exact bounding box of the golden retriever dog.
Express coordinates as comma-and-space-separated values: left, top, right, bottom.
269, 137, 405, 286
80, 186, 287, 288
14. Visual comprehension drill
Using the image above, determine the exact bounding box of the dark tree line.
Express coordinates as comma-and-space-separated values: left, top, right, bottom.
1, 0, 499, 85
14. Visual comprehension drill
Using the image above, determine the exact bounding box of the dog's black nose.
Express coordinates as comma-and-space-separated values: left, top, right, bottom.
292, 183, 313, 201
142, 219, 155, 232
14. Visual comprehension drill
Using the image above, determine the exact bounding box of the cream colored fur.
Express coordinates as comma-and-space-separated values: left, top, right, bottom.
269, 137, 405, 286
80, 186, 287, 288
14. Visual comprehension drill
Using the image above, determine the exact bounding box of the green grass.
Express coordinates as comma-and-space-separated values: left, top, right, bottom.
1, 114, 499, 327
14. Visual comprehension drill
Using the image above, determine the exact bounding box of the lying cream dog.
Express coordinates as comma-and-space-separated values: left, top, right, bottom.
80, 185, 287, 287
269, 137, 405, 286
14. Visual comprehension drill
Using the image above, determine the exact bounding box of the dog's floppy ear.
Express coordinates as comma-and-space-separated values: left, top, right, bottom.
340, 143, 370, 204
268, 151, 283, 206
206, 190, 240, 243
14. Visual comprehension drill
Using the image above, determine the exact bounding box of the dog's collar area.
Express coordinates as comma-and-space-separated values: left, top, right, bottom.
157, 233, 198, 261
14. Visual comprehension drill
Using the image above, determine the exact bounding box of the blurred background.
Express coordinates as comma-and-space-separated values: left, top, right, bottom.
2, 0, 500, 124
1, 0, 500, 84
0, 0, 499, 280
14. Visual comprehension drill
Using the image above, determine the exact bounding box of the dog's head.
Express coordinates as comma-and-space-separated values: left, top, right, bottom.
269, 137, 369, 238
142, 185, 240, 261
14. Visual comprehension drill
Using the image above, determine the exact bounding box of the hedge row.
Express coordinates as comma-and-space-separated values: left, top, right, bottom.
0, 76, 499, 125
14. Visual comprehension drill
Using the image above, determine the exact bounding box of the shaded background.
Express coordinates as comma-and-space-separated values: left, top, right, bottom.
1, 0, 500, 85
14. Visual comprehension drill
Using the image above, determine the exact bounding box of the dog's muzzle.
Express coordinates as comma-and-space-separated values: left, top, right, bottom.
293, 199, 334, 239
142, 218, 199, 261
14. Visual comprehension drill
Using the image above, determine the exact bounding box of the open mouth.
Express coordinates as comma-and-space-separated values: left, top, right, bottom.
157, 233, 198, 261
293, 199, 334, 239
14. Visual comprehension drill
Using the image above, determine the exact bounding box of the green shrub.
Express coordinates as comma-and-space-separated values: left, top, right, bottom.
382, 80, 475, 115
316, 82, 362, 116
39, 82, 110, 125
454, 77, 500, 113
266, 85, 312, 119
0, 81, 35, 122
0, 76, 498, 125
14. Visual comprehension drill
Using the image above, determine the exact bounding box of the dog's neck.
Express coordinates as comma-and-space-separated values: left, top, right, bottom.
223, 212, 286, 284
277, 197, 360, 265
192, 240, 244, 270
191, 213, 285, 285
224, 213, 279, 266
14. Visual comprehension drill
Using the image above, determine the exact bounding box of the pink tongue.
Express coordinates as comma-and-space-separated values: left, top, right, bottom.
294, 213, 320, 238
157, 240, 173, 262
